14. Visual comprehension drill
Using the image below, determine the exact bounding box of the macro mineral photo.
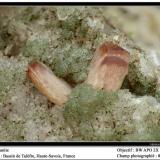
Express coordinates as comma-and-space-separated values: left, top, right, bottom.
1, 6, 160, 141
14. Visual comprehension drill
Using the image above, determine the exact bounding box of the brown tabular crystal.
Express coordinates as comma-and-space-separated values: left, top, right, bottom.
86, 42, 130, 91
27, 61, 72, 105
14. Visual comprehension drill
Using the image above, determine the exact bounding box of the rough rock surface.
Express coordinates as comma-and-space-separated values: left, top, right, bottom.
1, 6, 160, 141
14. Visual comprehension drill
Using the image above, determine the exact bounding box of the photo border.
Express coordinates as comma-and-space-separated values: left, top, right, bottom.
0, 1, 160, 147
